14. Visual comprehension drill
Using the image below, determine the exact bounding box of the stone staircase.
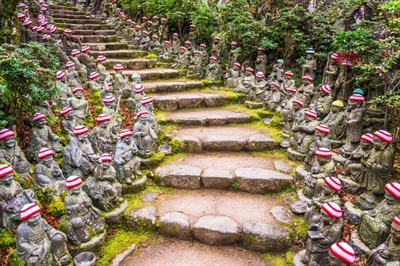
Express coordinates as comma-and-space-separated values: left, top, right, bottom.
50, 3, 298, 263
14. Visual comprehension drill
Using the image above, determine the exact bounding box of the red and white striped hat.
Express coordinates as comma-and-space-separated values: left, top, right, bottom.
190, 24, 196, 28
66, 61, 75, 68
134, 84, 145, 93
56, 71, 66, 80
164, 40, 171, 45
315, 125, 329, 134
153, 16, 159, 20
245, 67, 254, 73
107, 82, 113, 87
200, 43, 206, 48
95, 114, 110, 123
142, 16, 148, 20
37, 147, 54, 159
173, 32, 179, 37
42, 34, 51, 40
100, 153, 112, 162
271, 81, 280, 88
136, 110, 149, 118
66, 175, 83, 189
320, 84, 332, 94
49, 25, 57, 33
36, 26, 45, 32
161, 18, 167, 22
322, 202, 342, 219
257, 47, 266, 52
393, 215, 400, 226
385, 182, 400, 199
18, 3, 27, 8
286, 86, 297, 93
302, 75, 313, 81
97, 55, 107, 62
114, 64, 124, 71
360, 133, 374, 144
32, 113, 46, 122
315, 147, 333, 157
89, 72, 100, 80
256, 72, 265, 79
73, 125, 89, 136
305, 110, 318, 119
184, 40, 192, 45
329, 242, 356, 265
179, 46, 187, 51
20, 203, 41, 221
120, 129, 133, 139
193, 50, 201, 55
81, 46, 90, 52
0, 129, 15, 140
64, 29, 72, 35
213, 36, 221, 41
284, 70, 293, 77
348, 94, 365, 102
373, 129, 393, 143
142, 30, 149, 35
152, 34, 159, 39
71, 49, 80, 56
292, 99, 304, 107
141, 97, 154, 105
330, 53, 340, 62
230, 41, 238, 46
342, 60, 352, 67
233, 62, 241, 68
23, 19, 33, 26
57, 39, 63, 45
134, 25, 141, 29
209, 56, 217, 61
17, 13, 26, 19
324, 176, 342, 192
103, 96, 116, 103
60, 106, 74, 115
73, 86, 83, 93
0, 164, 13, 178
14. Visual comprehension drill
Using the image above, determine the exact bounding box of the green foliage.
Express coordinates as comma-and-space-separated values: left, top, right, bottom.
6, 250, 25, 266
47, 197, 65, 218
0, 228, 15, 250
263, 251, 295, 266
332, 28, 380, 54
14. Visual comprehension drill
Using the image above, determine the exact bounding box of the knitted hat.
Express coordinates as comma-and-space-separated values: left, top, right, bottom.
292, 99, 304, 107
20, 203, 41, 221
60, 106, 74, 115
256, 72, 265, 79
330, 53, 340, 62
233, 62, 241, 68
245, 67, 254, 73
97, 55, 107, 62
179, 46, 187, 51
142, 30, 149, 35
73, 86, 83, 93
173, 33, 179, 37
385, 182, 400, 199
286, 86, 297, 93
103, 96, 116, 103
66, 61, 76, 68
230, 41, 238, 46
142, 16, 148, 20
270, 81, 280, 88
136, 110, 149, 118
184, 40, 192, 45
120, 129, 133, 139
89, 72, 100, 80
348, 94, 365, 102
315, 125, 330, 134
49, 25, 57, 33
56, 71, 66, 80
324, 176, 342, 192
320, 84, 332, 94
190, 24, 196, 29
37, 147, 54, 159
152, 34, 159, 39
153, 16, 159, 20
257, 47, 266, 52
305, 110, 318, 119
17, 13, 26, 19
23, 19, 33, 26
141, 97, 154, 105
353, 88, 364, 96
193, 50, 201, 55
36, 26, 45, 32
81, 46, 90, 52
66, 175, 82, 189
100, 153, 112, 163
32, 113, 46, 122
332, 100, 344, 108
164, 40, 171, 45
0, 164, 13, 178
213, 36, 221, 41
284, 70, 293, 77
315, 147, 333, 157
135, 25, 141, 29
360, 133, 374, 144
95, 114, 110, 123
0, 129, 15, 140
161, 18, 167, 22
373, 130, 392, 143
73, 125, 89, 135
321, 202, 342, 219
302, 75, 313, 82
147, 21, 153, 25
113, 64, 124, 71
134, 84, 145, 93
393, 215, 400, 226
342, 61, 352, 67
200, 43, 206, 48
329, 242, 356, 265
209, 56, 217, 61
42, 34, 51, 40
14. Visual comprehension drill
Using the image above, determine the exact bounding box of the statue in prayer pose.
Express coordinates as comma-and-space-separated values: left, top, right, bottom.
0, 129, 30, 178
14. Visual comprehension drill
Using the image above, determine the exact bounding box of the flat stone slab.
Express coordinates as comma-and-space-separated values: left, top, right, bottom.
274, 160, 291, 174
143, 80, 204, 93
235, 167, 293, 194
155, 164, 202, 189
112, 243, 136, 266
343, 201, 362, 225
112, 69, 180, 81
90, 49, 146, 59
350, 231, 371, 257
295, 165, 308, 180
270, 206, 293, 224
192, 215, 240, 245
72, 231, 106, 253
82, 42, 128, 51
159, 212, 191, 240
242, 222, 291, 252
202, 168, 233, 189
338, 174, 360, 194
105, 200, 128, 224
175, 135, 203, 153
105, 59, 157, 70
287, 147, 306, 162
152, 92, 227, 111
126, 206, 157, 230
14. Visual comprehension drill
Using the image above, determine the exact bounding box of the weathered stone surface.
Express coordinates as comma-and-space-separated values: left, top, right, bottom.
105, 200, 128, 224
72, 232, 106, 253
122, 176, 147, 194
235, 167, 293, 194
82, 34, 118, 43
126, 206, 157, 231
201, 168, 233, 189
90, 50, 145, 59
295, 165, 308, 180
203, 94, 226, 107
112, 243, 136, 266
153, 95, 178, 111
332, 152, 347, 165
246, 134, 275, 151
226, 112, 252, 124
203, 135, 247, 151
274, 160, 291, 174
142, 192, 159, 203
159, 212, 191, 240
177, 94, 204, 109
287, 147, 306, 162
105, 59, 156, 70
143, 80, 204, 93
82, 42, 128, 51
245, 101, 264, 109
242, 222, 291, 252
166, 109, 251, 126
156, 164, 202, 189
297, 189, 312, 206
207, 114, 227, 126
338, 175, 360, 194
292, 250, 306, 266
192, 215, 240, 245
175, 135, 202, 152
350, 231, 371, 257
343, 201, 362, 225
270, 206, 293, 224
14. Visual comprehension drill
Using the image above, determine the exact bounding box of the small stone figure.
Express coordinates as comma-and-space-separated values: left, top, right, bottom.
0, 164, 36, 230
28, 113, 61, 162
64, 176, 105, 245
304, 125, 331, 170
60, 107, 77, 137
226, 62, 241, 88
101, 81, 114, 100
70, 49, 88, 78
291, 110, 319, 156
328, 242, 356, 266
158, 18, 168, 41
149, 34, 161, 52
266, 81, 282, 111
310, 84, 333, 119
268, 59, 284, 83
80, 45, 96, 73
199, 43, 208, 67
67, 86, 89, 124
171, 33, 181, 57
322, 53, 340, 88
235, 67, 255, 94
114, 129, 142, 184
55, 70, 72, 107
133, 111, 158, 157
344, 133, 373, 182
84, 154, 123, 212
302, 48, 317, 79
132, 25, 142, 48
228, 41, 239, 67
210, 36, 222, 58
0, 129, 30, 178
255, 47, 267, 74
113, 64, 130, 98
187, 50, 203, 79
302, 202, 343, 265
34, 148, 66, 196
205, 56, 222, 81
139, 30, 150, 51
128, 84, 147, 112
96, 55, 111, 83
283, 70, 295, 89
139, 97, 160, 134
88, 72, 102, 91
188, 24, 197, 46
252, 72, 268, 102
65, 61, 82, 87
172, 46, 190, 69
16, 203, 71, 265
321, 100, 345, 140
159, 40, 172, 61
184, 40, 193, 52
283, 99, 304, 136
90, 114, 118, 154
295, 75, 315, 107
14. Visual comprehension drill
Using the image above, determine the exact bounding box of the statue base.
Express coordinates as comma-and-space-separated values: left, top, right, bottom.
338, 175, 360, 194
244, 100, 264, 109
343, 201, 362, 225
287, 148, 306, 162
292, 250, 306, 266
105, 200, 128, 224
295, 165, 309, 180
297, 189, 312, 205
71, 231, 106, 256
349, 231, 371, 257
122, 175, 147, 194
355, 192, 384, 210
330, 139, 343, 149
332, 153, 347, 165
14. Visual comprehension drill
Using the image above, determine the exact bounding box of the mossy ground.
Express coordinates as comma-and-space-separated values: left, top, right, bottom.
262, 250, 295, 266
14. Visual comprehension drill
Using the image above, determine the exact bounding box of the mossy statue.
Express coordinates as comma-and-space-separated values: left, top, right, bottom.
0, 129, 30, 178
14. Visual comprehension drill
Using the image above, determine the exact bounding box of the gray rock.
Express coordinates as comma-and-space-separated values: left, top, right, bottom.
158, 212, 191, 240
112, 243, 136, 266
242, 222, 291, 252
246, 134, 275, 151
126, 206, 157, 231
244, 101, 264, 109
338, 175, 360, 194
235, 167, 293, 194
141, 192, 159, 203
343, 201, 362, 225
203, 135, 246, 151
175, 135, 202, 152
287, 147, 306, 162
73, 232, 106, 252
274, 160, 291, 174
226, 112, 252, 124
295, 165, 308, 180
192, 215, 240, 245
105, 200, 128, 224
263, 118, 271, 125
270, 206, 293, 224
153, 96, 178, 111
156, 164, 202, 189
122, 176, 147, 194
206, 115, 227, 126
292, 250, 306, 266
178, 95, 204, 109
172, 116, 207, 126
350, 231, 371, 257
201, 168, 233, 189
203, 94, 225, 107
297, 189, 312, 205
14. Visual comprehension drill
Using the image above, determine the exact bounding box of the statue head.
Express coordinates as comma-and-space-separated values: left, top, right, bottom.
315, 125, 329, 139
306, 48, 315, 60
331, 100, 343, 113
315, 148, 333, 165
322, 176, 341, 196
384, 182, 400, 205
277, 59, 284, 68
61, 106, 74, 120
245, 67, 254, 76
0, 129, 16, 148
38, 148, 54, 167
213, 36, 221, 44
20, 203, 42, 227
347, 94, 364, 109
321, 202, 342, 225
114, 64, 124, 74
256, 72, 265, 81
292, 99, 303, 111
32, 113, 47, 128
73, 87, 84, 99
328, 242, 356, 266
66, 175, 83, 195
0, 164, 14, 186
100, 153, 112, 169
257, 47, 265, 55
103, 96, 116, 110
372, 130, 392, 150
96, 114, 111, 129
359, 133, 373, 149
74, 126, 89, 141
141, 97, 154, 112
304, 110, 317, 122
120, 129, 133, 144
301, 75, 313, 85
391, 215, 400, 244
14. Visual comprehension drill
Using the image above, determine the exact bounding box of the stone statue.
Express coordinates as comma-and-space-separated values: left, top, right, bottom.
149, 34, 161, 52
283, 99, 304, 136
304, 176, 341, 225
366, 215, 400, 265
34, 148, 66, 196
295, 75, 315, 107
187, 50, 203, 79
0, 129, 30, 178
226, 62, 241, 88
79, 46, 96, 73
310, 84, 333, 119
67, 86, 89, 124
0, 164, 36, 230
252, 72, 268, 102
280, 87, 297, 130
114, 129, 142, 184
55, 71, 72, 107
358, 182, 400, 249
139, 31, 151, 51
199, 43, 208, 67
83, 154, 123, 212
133, 111, 157, 157
70, 49, 88, 78
16, 203, 71, 265
132, 26, 142, 48
228, 41, 239, 67
139, 97, 160, 133
205, 56, 222, 81
60, 107, 77, 137
62, 126, 99, 177
302, 202, 343, 265
328, 242, 356, 266
291, 110, 319, 156
322, 53, 340, 88
172, 46, 190, 69
321, 100, 345, 140
128, 84, 147, 112
255, 47, 267, 74
210, 36, 222, 58
158, 18, 168, 41
28, 113, 61, 162
235, 67, 255, 94
171, 33, 181, 57
302, 48, 317, 79
188, 24, 197, 46
266, 81, 282, 111
344, 133, 373, 182
113, 64, 130, 98
90, 114, 118, 154
102, 96, 122, 130
184, 40, 193, 52
359, 130, 395, 209
283, 70, 295, 89
268, 59, 284, 83
100, 81, 114, 100
88, 72, 102, 91
159, 40, 172, 61
65, 61, 82, 87
64, 176, 105, 245
304, 125, 331, 170
96, 55, 111, 83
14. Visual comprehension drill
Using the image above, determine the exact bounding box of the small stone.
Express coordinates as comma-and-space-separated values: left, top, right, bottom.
192, 215, 240, 245
274, 160, 291, 174
105, 200, 128, 225
156, 164, 202, 189
242, 222, 291, 252
295, 165, 308, 180
262, 118, 271, 125
159, 212, 190, 240
270, 206, 293, 224
201, 168, 233, 189
292, 250, 306, 266
338, 175, 360, 194
141, 192, 159, 203
343, 201, 362, 225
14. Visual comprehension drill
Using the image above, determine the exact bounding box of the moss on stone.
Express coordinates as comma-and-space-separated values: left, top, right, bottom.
0, 228, 16, 251
47, 197, 65, 218
262, 251, 295, 266
6, 250, 25, 266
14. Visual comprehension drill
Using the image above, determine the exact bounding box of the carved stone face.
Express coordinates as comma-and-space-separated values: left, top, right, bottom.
233, 66, 239, 71
132, 76, 141, 84
391, 222, 400, 244
360, 140, 371, 149
277, 62, 283, 69
306, 54, 313, 60
316, 156, 330, 165
322, 183, 334, 195
123, 136, 132, 144
105, 102, 116, 110
314, 131, 325, 139
101, 161, 111, 169
27, 213, 41, 226
3, 137, 16, 148
42, 156, 53, 167
74, 92, 83, 99
302, 80, 310, 86
70, 185, 82, 194
321, 209, 334, 224
100, 121, 109, 129
331, 106, 340, 113
35, 119, 46, 129
65, 112, 74, 120
293, 104, 301, 111
0, 174, 13, 186
373, 137, 387, 150
77, 133, 89, 142
139, 115, 149, 124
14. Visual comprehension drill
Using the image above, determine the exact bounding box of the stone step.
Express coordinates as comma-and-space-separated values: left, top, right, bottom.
112, 68, 178, 81
151, 92, 234, 111
155, 153, 293, 193
170, 126, 276, 152
90, 50, 147, 59
52, 13, 90, 19
55, 23, 114, 31
72, 30, 117, 36
81, 35, 119, 43
142, 80, 204, 93
49, 4, 79, 11
163, 109, 254, 126
104, 58, 157, 71
51, 9, 87, 15
82, 42, 128, 51
53, 18, 104, 24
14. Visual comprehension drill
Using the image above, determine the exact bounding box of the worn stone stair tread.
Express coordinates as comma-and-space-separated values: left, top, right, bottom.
52, 14, 91, 19
82, 42, 129, 51
49, 4, 79, 10
107, 68, 178, 81
81, 35, 119, 43
164, 109, 252, 126
142, 80, 204, 93
151, 92, 228, 111
53, 18, 103, 24
51, 10, 87, 15
193, 215, 240, 245
56, 23, 115, 30
90, 50, 147, 59
104, 58, 157, 70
